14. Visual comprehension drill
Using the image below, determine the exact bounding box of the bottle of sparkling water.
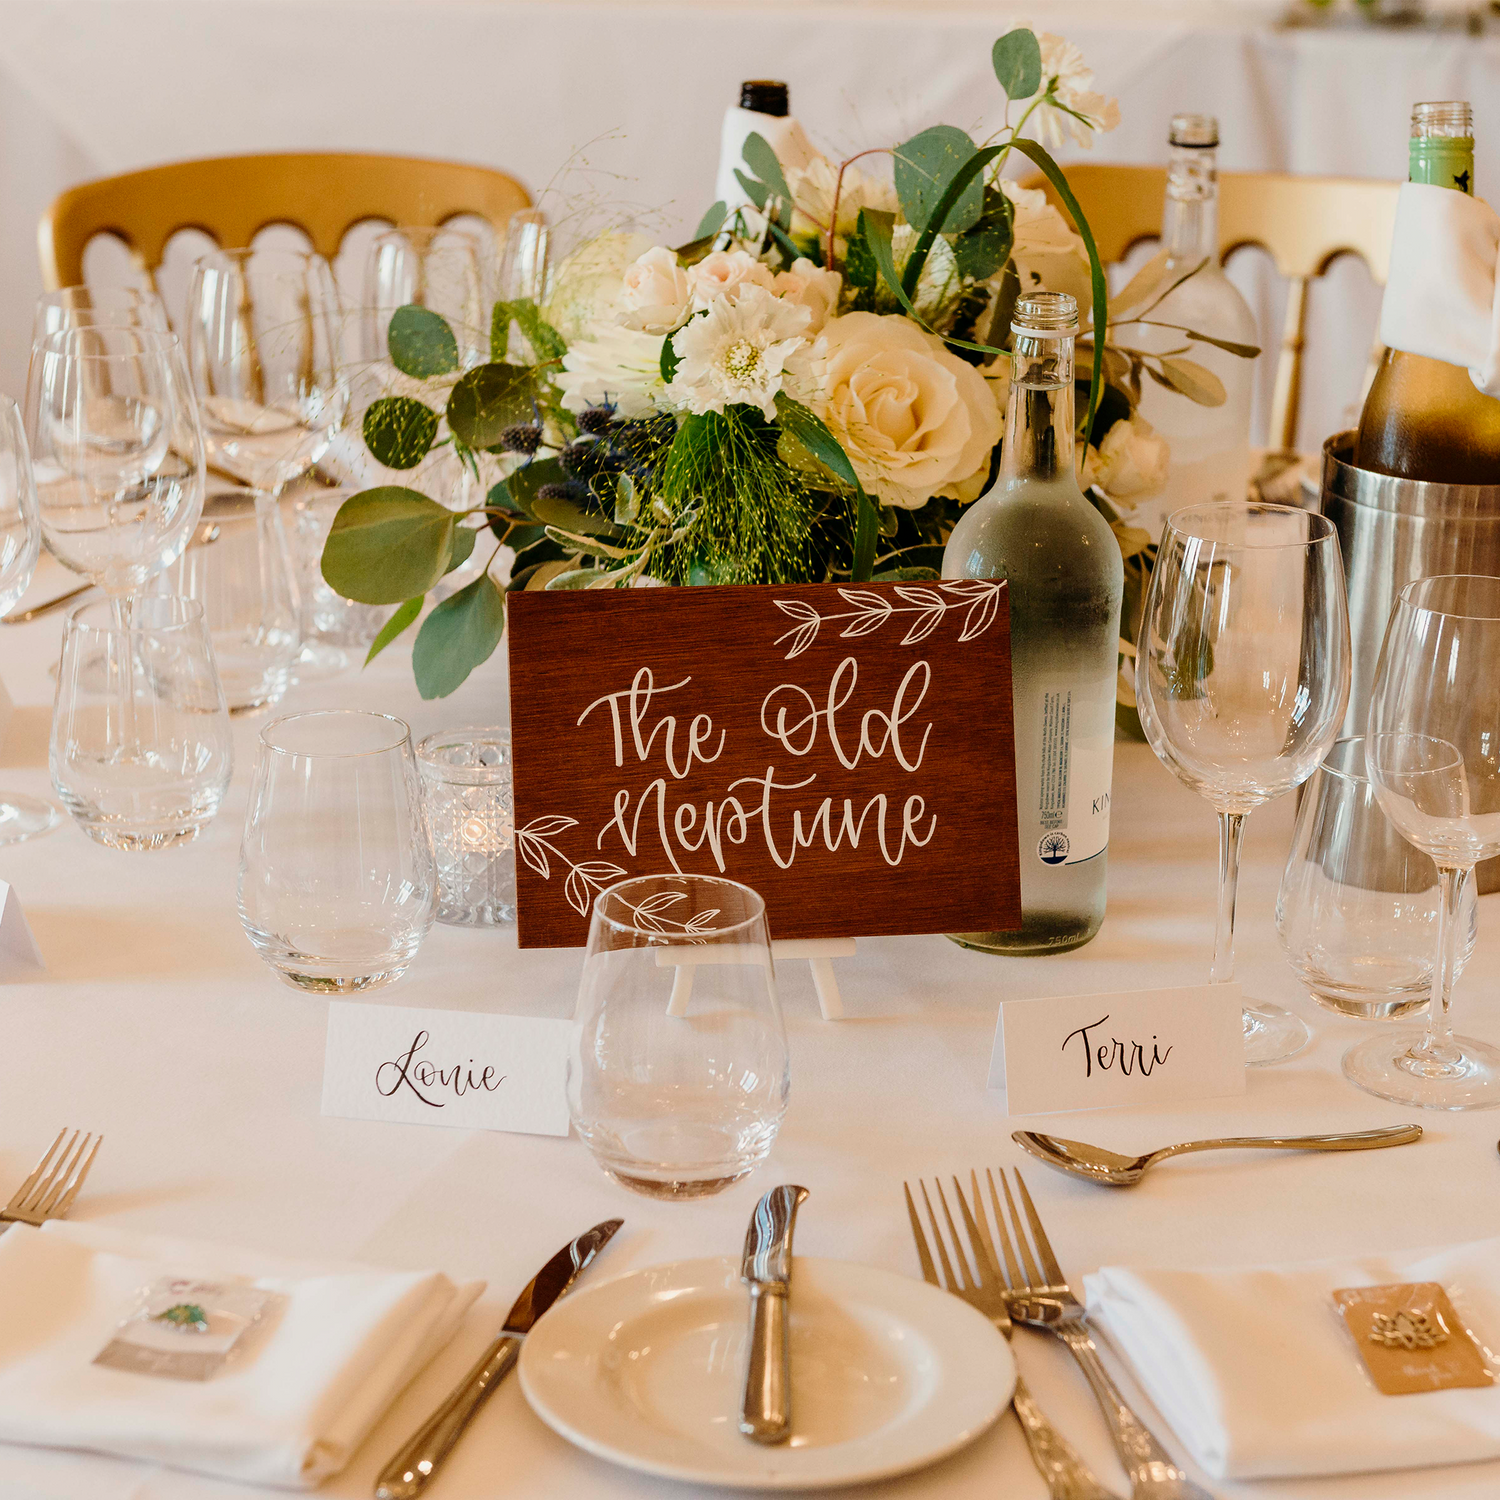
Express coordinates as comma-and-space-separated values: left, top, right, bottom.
1131, 113, 1258, 538
943, 292, 1124, 954
1355, 100, 1500, 484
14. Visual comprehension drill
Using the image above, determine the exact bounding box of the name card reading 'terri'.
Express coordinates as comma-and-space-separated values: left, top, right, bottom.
506, 581, 1021, 948
321, 1002, 571, 1136
990, 984, 1246, 1116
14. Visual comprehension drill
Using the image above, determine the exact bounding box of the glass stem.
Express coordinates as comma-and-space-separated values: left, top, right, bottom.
1414, 864, 1470, 1064
1211, 810, 1245, 986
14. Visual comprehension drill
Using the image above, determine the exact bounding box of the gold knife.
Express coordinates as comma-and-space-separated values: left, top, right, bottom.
374, 1218, 623, 1499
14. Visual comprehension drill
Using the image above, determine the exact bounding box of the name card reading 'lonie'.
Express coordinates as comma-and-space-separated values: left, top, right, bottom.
991, 984, 1247, 1116
321, 1002, 571, 1135
506, 580, 1021, 947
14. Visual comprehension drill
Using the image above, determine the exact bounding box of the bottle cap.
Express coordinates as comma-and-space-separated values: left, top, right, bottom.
739, 81, 789, 117
1411, 101, 1472, 140
1012, 291, 1078, 339
1169, 113, 1219, 148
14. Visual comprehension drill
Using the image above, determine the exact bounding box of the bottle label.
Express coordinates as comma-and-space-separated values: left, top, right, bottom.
1410, 138, 1474, 195
1035, 687, 1114, 867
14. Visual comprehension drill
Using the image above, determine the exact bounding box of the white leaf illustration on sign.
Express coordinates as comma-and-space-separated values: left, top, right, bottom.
769, 581, 1004, 659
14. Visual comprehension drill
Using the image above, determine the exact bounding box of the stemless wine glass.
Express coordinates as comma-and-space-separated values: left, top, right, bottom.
568, 874, 790, 1199
1345, 575, 1500, 1109
238, 710, 435, 992
1137, 501, 1351, 1065
1276, 737, 1476, 1019
32, 285, 170, 344
25, 324, 206, 597
0, 396, 61, 844
50, 596, 232, 849
363, 225, 487, 366
187, 247, 348, 493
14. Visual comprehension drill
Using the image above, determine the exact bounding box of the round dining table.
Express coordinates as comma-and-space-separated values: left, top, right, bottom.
2, 543, 1498, 1500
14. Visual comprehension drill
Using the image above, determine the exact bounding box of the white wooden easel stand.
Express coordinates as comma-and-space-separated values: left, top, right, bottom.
658, 937, 857, 1021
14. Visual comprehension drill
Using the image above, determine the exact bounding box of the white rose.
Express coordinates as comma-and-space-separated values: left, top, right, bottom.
771, 258, 843, 334
688, 249, 775, 310
811, 312, 1002, 509
619, 245, 692, 334
1002, 180, 1093, 313
541, 231, 654, 344
1083, 416, 1170, 501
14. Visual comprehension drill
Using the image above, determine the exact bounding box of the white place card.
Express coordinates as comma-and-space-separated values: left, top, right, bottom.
989, 983, 1245, 1116
321, 1002, 572, 1136
0, 879, 44, 980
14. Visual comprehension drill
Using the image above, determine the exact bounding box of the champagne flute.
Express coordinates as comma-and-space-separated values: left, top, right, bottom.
1137, 501, 1351, 1065
1346, 575, 1500, 1109
0, 395, 61, 844
362, 225, 487, 366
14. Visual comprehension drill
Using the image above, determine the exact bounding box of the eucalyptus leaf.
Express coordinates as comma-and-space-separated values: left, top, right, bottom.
1109, 251, 1208, 324
444, 522, 478, 575
614, 472, 639, 525
893, 124, 983, 233
502, 457, 566, 515
364, 596, 423, 665
742, 132, 793, 209
321, 487, 455, 603
446, 362, 536, 450
500, 298, 567, 364
694, 201, 728, 240
485, 477, 529, 520
411, 572, 506, 699
1155, 355, 1227, 406
362, 396, 438, 470
1183, 328, 1261, 359
954, 222, 1012, 281
734, 170, 769, 212
661, 329, 683, 383
992, 27, 1042, 100
387, 305, 458, 379
545, 567, 613, 590
523, 556, 580, 591
843, 215, 878, 289
772, 392, 863, 496
673, 234, 719, 267
530, 487, 628, 539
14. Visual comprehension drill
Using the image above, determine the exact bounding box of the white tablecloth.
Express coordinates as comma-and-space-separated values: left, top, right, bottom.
3, 546, 1500, 1499
3, 1, 1500, 451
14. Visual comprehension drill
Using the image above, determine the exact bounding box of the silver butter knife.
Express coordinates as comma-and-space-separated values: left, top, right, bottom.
374, 1218, 623, 1499
739, 1184, 809, 1445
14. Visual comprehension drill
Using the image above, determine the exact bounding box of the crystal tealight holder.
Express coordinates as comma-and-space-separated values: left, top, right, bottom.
416, 727, 516, 927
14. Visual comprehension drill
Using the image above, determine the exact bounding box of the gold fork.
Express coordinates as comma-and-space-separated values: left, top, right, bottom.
906, 1177, 1123, 1500
1, 1129, 103, 1228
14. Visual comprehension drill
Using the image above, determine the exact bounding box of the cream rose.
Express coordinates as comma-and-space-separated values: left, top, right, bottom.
811, 312, 1002, 509
1003, 180, 1093, 313
771, 258, 842, 333
619, 245, 692, 333
1082, 416, 1170, 501
688, 249, 775, 310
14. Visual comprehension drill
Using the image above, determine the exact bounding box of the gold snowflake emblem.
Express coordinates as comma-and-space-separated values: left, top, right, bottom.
1369, 1309, 1448, 1350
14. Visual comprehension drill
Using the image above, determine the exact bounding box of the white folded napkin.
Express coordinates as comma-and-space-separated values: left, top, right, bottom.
1085, 1234, 1500, 1480
0, 1221, 483, 1490
1379, 180, 1500, 396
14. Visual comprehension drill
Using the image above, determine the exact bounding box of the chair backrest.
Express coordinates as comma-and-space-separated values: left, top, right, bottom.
39, 151, 532, 290
1024, 163, 1402, 450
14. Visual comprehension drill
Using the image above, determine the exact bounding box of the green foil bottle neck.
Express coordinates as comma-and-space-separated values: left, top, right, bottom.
1409, 137, 1475, 194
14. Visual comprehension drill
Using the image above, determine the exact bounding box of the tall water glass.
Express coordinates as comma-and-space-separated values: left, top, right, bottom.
186, 248, 348, 494
50, 597, 232, 850
363, 226, 487, 366
1277, 737, 1475, 1019
238, 711, 434, 992
1137, 502, 1350, 1065
1345, 575, 1500, 1109
568, 875, 789, 1199
157, 490, 300, 713
0, 396, 60, 844
25, 325, 206, 597
288, 487, 384, 663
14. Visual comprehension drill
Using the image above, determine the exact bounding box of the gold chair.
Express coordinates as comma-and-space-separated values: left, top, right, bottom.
39, 151, 531, 291
1024, 163, 1401, 451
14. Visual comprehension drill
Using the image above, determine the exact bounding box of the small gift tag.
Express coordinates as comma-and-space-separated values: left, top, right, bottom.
1333, 1282, 1496, 1395
94, 1277, 284, 1381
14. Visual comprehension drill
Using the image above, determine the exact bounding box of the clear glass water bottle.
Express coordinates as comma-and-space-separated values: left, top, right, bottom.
1131, 114, 1258, 536
943, 292, 1124, 954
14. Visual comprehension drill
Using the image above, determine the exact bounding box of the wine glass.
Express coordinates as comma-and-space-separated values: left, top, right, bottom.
1137, 501, 1351, 1066
24, 324, 206, 599
187, 247, 348, 494
1345, 575, 1500, 1109
362, 225, 487, 366
568, 874, 789, 1199
32, 285, 170, 344
0, 395, 61, 844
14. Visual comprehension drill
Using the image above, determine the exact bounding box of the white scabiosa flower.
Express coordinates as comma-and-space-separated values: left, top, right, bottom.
664, 285, 813, 419
554, 323, 666, 420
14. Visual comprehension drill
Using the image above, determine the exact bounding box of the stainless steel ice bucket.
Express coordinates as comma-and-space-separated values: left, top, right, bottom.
1319, 430, 1500, 890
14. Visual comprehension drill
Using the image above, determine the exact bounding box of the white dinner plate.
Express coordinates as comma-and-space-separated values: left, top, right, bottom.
518, 1255, 1015, 1490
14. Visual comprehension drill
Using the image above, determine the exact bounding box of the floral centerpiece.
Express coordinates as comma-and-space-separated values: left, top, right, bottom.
321, 27, 1249, 702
